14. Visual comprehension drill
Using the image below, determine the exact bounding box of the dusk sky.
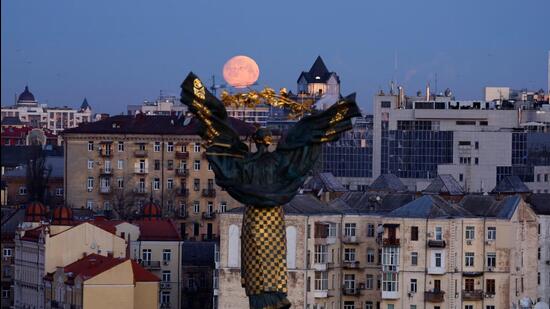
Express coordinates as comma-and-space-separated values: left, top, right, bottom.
2, 0, 549, 114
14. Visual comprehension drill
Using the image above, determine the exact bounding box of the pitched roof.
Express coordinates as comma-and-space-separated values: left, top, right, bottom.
3, 156, 64, 178
133, 219, 181, 241
1, 117, 24, 126
492, 176, 531, 193
297, 56, 340, 84
227, 194, 342, 216
460, 195, 522, 219
1, 208, 25, 241
303, 172, 347, 193
527, 194, 550, 215
62, 115, 255, 136
369, 174, 408, 192
423, 174, 464, 195
130, 260, 160, 282
182, 242, 215, 266
387, 195, 473, 219
1, 146, 63, 168
80, 98, 91, 110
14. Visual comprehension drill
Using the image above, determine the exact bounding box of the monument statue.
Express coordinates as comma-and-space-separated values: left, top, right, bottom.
181, 72, 361, 309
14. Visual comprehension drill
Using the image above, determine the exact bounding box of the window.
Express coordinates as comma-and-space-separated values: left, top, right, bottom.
486, 306, 495, 309
162, 249, 171, 262
139, 143, 146, 151
55, 188, 63, 196
487, 253, 496, 268
486, 279, 495, 295
381, 101, 391, 108
166, 142, 174, 152
87, 177, 94, 191
208, 163, 212, 171
367, 249, 375, 263
194, 142, 201, 152
387, 305, 394, 309
193, 201, 200, 213
117, 159, 124, 170
207, 201, 213, 214
382, 271, 398, 292
153, 178, 160, 190
117, 177, 124, 189
410, 278, 417, 293
411, 306, 417, 309
343, 301, 355, 309
411, 226, 418, 241
18, 186, 27, 195
220, 201, 227, 213
435, 253, 442, 267
142, 249, 152, 261
344, 248, 356, 261
459, 173, 464, 182
475, 157, 479, 165
167, 178, 173, 190
465, 306, 473, 309
344, 274, 356, 290
194, 160, 201, 171
465, 252, 474, 267
87, 159, 94, 169
435, 226, 442, 240
154, 160, 160, 170
167, 160, 173, 170
314, 245, 328, 263
118, 141, 124, 152
367, 224, 375, 237
3, 248, 12, 257
162, 270, 171, 282
193, 179, 200, 191
411, 252, 418, 266
86, 200, 93, 209
154, 142, 161, 152
365, 302, 373, 309
366, 274, 374, 290
2, 288, 9, 299
465, 226, 475, 240
487, 227, 496, 240
314, 271, 328, 290
344, 223, 356, 237
160, 291, 170, 305
465, 279, 474, 291
88, 141, 94, 151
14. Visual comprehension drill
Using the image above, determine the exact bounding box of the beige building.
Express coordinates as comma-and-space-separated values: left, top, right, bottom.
62, 114, 254, 240
44, 253, 159, 309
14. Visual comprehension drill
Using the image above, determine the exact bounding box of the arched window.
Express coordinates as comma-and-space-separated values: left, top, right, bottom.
286, 226, 297, 269
228, 225, 240, 267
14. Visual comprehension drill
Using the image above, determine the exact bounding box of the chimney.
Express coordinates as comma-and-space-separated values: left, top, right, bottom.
398, 86, 405, 108
426, 83, 431, 101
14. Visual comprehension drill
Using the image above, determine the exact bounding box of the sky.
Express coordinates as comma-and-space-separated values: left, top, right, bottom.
2, 0, 549, 114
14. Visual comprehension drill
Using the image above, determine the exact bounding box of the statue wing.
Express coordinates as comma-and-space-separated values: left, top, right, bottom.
277, 93, 362, 151
180, 72, 249, 157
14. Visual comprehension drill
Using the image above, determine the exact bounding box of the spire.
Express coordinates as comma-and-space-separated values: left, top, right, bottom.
80, 97, 91, 110
309, 56, 329, 78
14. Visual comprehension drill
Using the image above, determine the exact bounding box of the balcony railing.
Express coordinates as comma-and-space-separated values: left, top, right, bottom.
99, 186, 111, 194
342, 287, 360, 296
202, 212, 216, 220
134, 168, 148, 174
98, 149, 113, 158
342, 260, 360, 269
140, 260, 161, 270
176, 168, 189, 177
342, 235, 360, 244
313, 290, 328, 298
382, 238, 400, 246
177, 188, 189, 197
100, 168, 112, 176
175, 151, 189, 159
425, 290, 445, 302
133, 187, 148, 195
428, 240, 446, 248
160, 282, 172, 289
462, 289, 483, 301
202, 188, 216, 198
134, 150, 148, 157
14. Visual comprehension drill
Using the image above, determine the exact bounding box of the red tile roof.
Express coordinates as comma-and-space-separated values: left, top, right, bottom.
133, 219, 181, 241
87, 218, 126, 234
130, 260, 160, 282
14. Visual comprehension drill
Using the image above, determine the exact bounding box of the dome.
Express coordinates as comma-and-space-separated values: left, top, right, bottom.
18, 86, 36, 103
51, 205, 73, 225
25, 201, 47, 222
142, 200, 161, 219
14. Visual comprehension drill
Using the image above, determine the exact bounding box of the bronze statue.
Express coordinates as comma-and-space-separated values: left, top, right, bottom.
181, 72, 361, 309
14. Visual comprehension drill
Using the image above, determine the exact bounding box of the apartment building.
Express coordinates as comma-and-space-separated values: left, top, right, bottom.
43, 253, 159, 309
62, 114, 254, 239
1, 86, 92, 135
527, 193, 550, 306
372, 87, 550, 193
127, 94, 186, 116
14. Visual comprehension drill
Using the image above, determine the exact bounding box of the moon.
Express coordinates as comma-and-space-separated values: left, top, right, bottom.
223, 55, 260, 88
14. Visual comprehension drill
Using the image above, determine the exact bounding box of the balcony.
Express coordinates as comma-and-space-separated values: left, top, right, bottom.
382, 238, 400, 246
462, 289, 483, 301
312, 262, 331, 271
140, 260, 161, 270
175, 168, 189, 177
133, 187, 148, 195
342, 287, 360, 296
314, 236, 337, 245
134, 168, 148, 174
100, 168, 112, 176
160, 282, 172, 290
202, 188, 216, 198
381, 290, 399, 299
175, 151, 189, 159
134, 150, 148, 157
202, 212, 216, 220
342, 235, 360, 244
428, 240, 446, 248
425, 290, 445, 302
99, 186, 111, 194
313, 290, 329, 298
177, 188, 189, 197
98, 148, 113, 158
342, 260, 360, 269
427, 266, 445, 275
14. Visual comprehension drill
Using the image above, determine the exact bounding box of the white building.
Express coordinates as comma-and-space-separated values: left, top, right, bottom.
1, 86, 93, 135
529, 194, 550, 307
127, 94, 187, 116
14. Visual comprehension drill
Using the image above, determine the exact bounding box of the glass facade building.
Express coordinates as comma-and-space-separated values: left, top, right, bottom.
497, 132, 550, 183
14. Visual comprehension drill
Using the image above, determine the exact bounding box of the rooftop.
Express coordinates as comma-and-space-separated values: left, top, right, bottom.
492, 176, 531, 194
423, 174, 464, 196
303, 172, 347, 193
369, 174, 408, 193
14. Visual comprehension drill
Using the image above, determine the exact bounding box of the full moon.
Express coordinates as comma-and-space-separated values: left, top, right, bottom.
222, 55, 260, 88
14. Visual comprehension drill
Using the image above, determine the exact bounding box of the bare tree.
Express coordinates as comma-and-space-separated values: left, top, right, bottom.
26, 146, 52, 204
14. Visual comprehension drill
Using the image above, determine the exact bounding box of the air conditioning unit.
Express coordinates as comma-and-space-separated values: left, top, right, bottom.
466, 240, 472, 245
408, 292, 414, 297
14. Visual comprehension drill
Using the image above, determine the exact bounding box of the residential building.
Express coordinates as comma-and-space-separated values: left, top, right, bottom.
372, 86, 550, 193
1, 117, 58, 146
13, 204, 127, 309
43, 253, 159, 309
127, 93, 187, 116
527, 193, 550, 307
296, 56, 341, 107
225, 105, 269, 126
61, 114, 254, 239
1, 86, 92, 134
181, 241, 217, 309
1, 208, 24, 308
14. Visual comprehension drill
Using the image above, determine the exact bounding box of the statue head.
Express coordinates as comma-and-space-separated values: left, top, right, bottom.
253, 128, 273, 147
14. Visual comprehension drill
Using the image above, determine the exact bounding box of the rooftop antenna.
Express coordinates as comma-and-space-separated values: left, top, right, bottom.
210, 75, 227, 97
